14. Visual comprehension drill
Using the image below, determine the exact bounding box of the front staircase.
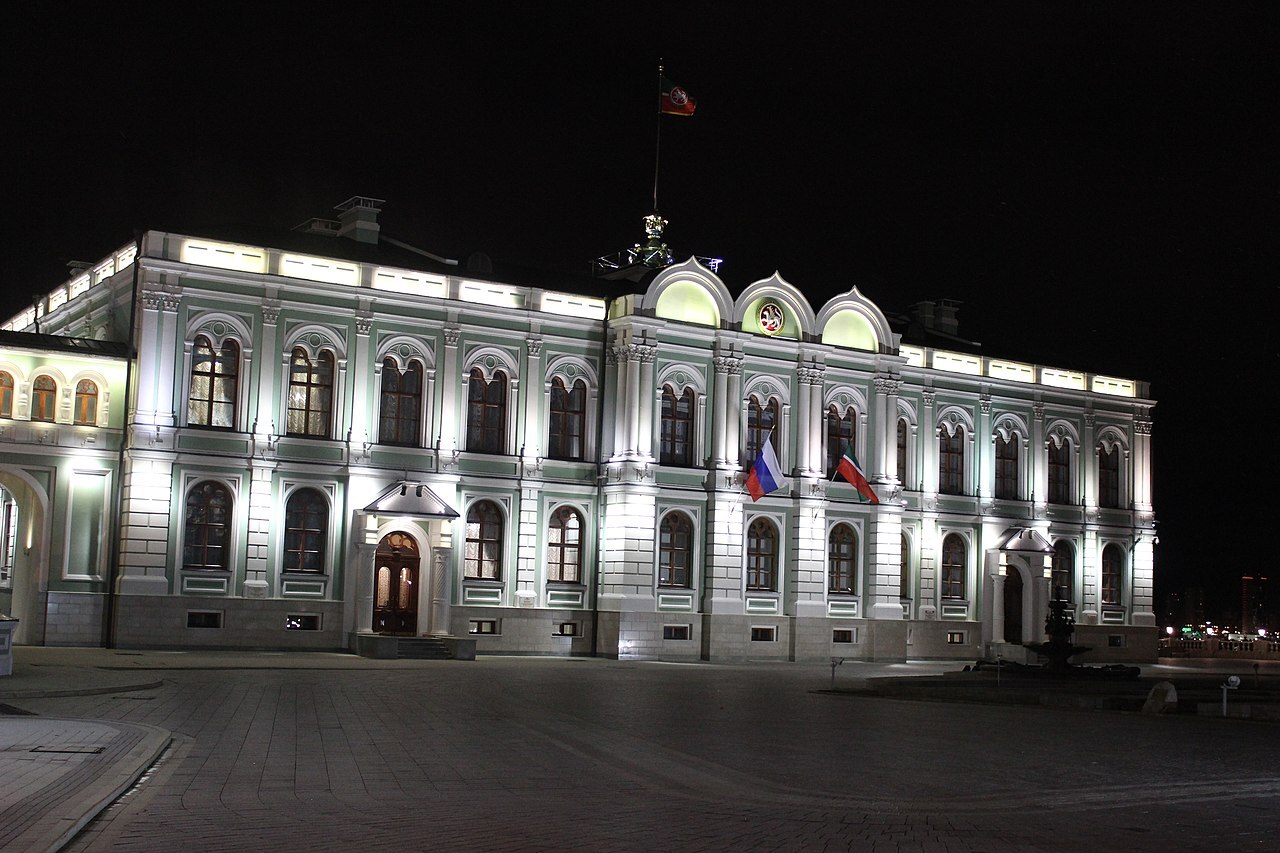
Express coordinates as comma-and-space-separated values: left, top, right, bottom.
352, 633, 477, 660
394, 637, 452, 660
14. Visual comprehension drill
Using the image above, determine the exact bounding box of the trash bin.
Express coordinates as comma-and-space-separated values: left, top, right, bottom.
0, 618, 17, 677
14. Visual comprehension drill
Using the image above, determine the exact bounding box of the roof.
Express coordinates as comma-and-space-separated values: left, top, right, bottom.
0, 330, 129, 359
362, 481, 459, 519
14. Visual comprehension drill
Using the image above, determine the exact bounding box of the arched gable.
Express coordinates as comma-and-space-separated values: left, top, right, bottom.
544, 354, 598, 390
656, 362, 708, 395
1045, 419, 1080, 449
936, 405, 974, 437
1096, 425, 1130, 453
815, 287, 895, 353
991, 412, 1030, 443
897, 397, 919, 426
824, 384, 870, 417
462, 345, 519, 380
644, 259, 732, 328
283, 324, 348, 360
735, 273, 816, 339
742, 373, 791, 407
187, 310, 254, 356
376, 334, 435, 370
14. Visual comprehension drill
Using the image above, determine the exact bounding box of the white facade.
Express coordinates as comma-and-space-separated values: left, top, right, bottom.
0, 201, 1157, 661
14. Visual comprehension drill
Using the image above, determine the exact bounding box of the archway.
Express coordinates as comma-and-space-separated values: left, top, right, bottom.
373, 531, 420, 636
0, 468, 50, 645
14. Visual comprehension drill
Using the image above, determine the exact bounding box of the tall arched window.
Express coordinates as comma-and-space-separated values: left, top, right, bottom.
73, 379, 98, 426
189, 336, 239, 429
828, 523, 857, 594
939, 425, 965, 495
1101, 543, 1123, 605
31, 375, 57, 423
1048, 439, 1071, 504
378, 358, 422, 446
283, 488, 328, 573
1052, 540, 1074, 602
466, 368, 507, 454
896, 418, 909, 485
660, 385, 695, 467
941, 533, 966, 600
994, 433, 1019, 500
899, 532, 911, 599
658, 512, 694, 588
825, 405, 857, 477
745, 395, 779, 465
0, 371, 14, 418
464, 500, 503, 580
548, 377, 587, 461
746, 517, 778, 592
1098, 444, 1121, 509
183, 481, 231, 570
287, 348, 334, 438
547, 506, 584, 583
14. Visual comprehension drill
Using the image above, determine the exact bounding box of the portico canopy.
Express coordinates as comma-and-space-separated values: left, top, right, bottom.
362, 481, 459, 519
994, 527, 1054, 554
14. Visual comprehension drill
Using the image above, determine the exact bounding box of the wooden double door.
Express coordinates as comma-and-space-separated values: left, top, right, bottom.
373, 531, 421, 636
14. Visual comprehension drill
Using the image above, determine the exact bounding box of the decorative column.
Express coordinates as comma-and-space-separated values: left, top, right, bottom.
724, 356, 743, 466
439, 325, 461, 467
1081, 409, 1097, 513
133, 285, 165, 426
251, 301, 281, 446
636, 343, 656, 460
977, 392, 992, 502
1031, 401, 1046, 512
347, 313, 374, 456
867, 501, 906, 620
920, 389, 938, 494
711, 354, 731, 468
873, 376, 900, 483
430, 545, 453, 635
523, 338, 543, 467
154, 290, 182, 427
795, 365, 812, 476
807, 365, 826, 475
1132, 411, 1153, 514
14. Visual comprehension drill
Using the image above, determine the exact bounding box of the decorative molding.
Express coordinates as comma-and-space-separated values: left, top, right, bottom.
443, 326, 461, 346
261, 301, 281, 326
355, 314, 373, 336
526, 339, 543, 357
1083, 410, 1096, 427
922, 389, 936, 407
1033, 402, 1045, 421
1134, 419, 1153, 436
979, 395, 991, 415
713, 355, 743, 376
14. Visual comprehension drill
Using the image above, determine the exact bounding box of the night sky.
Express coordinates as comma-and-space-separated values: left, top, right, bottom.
5, 3, 1275, 621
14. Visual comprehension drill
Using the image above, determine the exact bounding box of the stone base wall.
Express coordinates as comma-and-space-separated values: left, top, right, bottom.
1073, 625, 1158, 663
44, 592, 107, 646
113, 595, 345, 650
905, 620, 983, 660
450, 607, 594, 656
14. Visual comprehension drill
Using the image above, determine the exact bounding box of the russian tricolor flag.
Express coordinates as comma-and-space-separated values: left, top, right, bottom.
745, 436, 784, 501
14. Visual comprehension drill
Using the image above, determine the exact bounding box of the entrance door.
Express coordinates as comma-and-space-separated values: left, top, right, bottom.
373, 532, 420, 636
1003, 565, 1024, 643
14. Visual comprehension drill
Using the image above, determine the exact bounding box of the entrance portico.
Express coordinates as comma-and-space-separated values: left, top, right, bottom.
983, 527, 1054, 662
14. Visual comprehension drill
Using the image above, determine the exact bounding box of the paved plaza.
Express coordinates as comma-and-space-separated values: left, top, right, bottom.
2, 650, 1279, 851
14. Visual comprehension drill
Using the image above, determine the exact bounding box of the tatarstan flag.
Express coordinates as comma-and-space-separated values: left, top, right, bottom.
836, 444, 880, 504
660, 77, 697, 116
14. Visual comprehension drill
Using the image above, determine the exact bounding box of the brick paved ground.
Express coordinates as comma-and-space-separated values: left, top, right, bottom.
9, 658, 1279, 851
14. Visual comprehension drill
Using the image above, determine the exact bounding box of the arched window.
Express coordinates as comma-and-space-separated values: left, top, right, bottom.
464, 500, 503, 580
548, 377, 587, 461
1052, 540, 1074, 602
941, 533, 966, 600
658, 511, 694, 588
183, 481, 231, 570
0, 371, 15, 418
1048, 439, 1071, 504
283, 488, 328, 573
660, 385, 695, 467
1098, 444, 1121, 509
825, 405, 857, 477
746, 517, 778, 592
899, 532, 911, 599
1101, 544, 1124, 605
939, 425, 965, 495
378, 358, 422, 446
73, 379, 98, 426
287, 348, 334, 438
466, 368, 507, 454
745, 395, 779, 465
994, 433, 1019, 500
828, 523, 857, 594
31, 375, 57, 423
896, 418, 909, 485
547, 506, 583, 583
189, 336, 239, 429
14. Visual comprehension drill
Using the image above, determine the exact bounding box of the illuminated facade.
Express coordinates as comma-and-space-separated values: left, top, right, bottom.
0, 199, 1158, 661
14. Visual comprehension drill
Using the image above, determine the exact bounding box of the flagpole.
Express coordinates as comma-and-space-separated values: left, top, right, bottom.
653, 60, 663, 214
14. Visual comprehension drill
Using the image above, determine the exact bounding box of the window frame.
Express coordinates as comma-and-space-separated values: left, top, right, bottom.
547, 377, 587, 461
1051, 540, 1074, 602
378, 357, 424, 447
466, 368, 508, 454
658, 511, 695, 588
73, 379, 98, 426
1098, 443, 1121, 509
0, 371, 12, 418
745, 395, 779, 466
282, 487, 329, 574
546, 505, 584, 584
1047, 438, 1071, 505
31, 375, 57, 423
286, 347, 334, 438
940, 533, 966, 600
825, 405, 857, 478
183, 480, 232, 571
1101, 543, 1124, 605
463, 499, 504, 581
746, 517, 779, 592
659, 384, 695, 467
188, 335, 240, 430
994, 432, 1019, 500
827, 522, 858, 595
939, 425, 966, 496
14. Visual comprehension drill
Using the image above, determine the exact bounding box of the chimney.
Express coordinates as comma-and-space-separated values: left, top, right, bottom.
911, 299, 962, 336
334, 196, 385, 244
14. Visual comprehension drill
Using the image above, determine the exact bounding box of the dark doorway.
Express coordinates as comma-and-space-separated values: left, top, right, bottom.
373, 531, 420, 635
1003, 565, 1023, 643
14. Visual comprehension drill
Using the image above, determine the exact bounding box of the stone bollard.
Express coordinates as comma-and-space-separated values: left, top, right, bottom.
1142, 680, 1178, 714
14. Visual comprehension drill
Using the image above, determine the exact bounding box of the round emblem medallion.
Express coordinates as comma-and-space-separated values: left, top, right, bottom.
670, 86, 688, 106
758, 302, 784, 335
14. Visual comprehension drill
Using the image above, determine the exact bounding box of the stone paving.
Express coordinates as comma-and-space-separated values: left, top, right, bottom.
2, 651, 1279, 851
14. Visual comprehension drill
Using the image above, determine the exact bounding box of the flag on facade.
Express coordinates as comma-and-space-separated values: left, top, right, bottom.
836, 443, 880, 504
745, 435, 784, 501
660, 77, 697, 116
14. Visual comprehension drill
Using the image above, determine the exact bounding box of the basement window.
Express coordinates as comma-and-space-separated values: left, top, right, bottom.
469, 619, 499, 635
832, 629, 856, 644
187, 610, 222, 629
663, 624, 691, 641
750, 626, 776, 642
553, 622, 580, 637
946, 631, 967, 645
285, 614, 321, 631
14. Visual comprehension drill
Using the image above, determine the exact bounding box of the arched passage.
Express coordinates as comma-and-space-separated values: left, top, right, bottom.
0, 468, 51, 644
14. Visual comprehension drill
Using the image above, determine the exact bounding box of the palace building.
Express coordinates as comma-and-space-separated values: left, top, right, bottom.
0, 198, 1157, 661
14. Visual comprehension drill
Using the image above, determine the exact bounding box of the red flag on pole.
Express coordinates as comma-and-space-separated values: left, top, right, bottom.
660, 77, 697, 116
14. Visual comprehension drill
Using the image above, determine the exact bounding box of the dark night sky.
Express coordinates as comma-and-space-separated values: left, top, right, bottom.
4, 3, 1276, 620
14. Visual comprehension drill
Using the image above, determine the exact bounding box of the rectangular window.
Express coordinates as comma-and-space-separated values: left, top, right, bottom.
994, 434, 1019, 500
469, 619, 499, 635
663, 624, 691, 641
939, 427, 965, 495
832, 629, 856, 644
1108, 634, 1125, 648
660, 386, 695, 467
946, 631, 966, 645
553, 622, 580, 637
187, 610, 223, 629
285, 614, 321, 631
1047, 441, 1070, 504
750, 626, 776, 642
